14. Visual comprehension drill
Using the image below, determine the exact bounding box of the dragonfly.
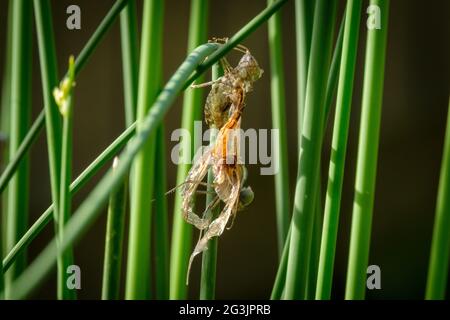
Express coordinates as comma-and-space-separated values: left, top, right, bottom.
180, 38, 264, 282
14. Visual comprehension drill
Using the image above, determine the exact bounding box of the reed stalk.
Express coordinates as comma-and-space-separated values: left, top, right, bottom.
102, 158, 128, 300
5, 0, 32, 298
125, 0, 164, 299
170, 0, 209, 299
345, 0, 389, 300
425, 97, 450, 299
284, 0, 337, 299
267, 0, 291, 258
316, 0, 362, 300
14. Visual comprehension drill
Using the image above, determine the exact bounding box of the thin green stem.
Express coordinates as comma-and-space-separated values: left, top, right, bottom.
271, 226, 291, 299
271, 16, 344, 299
0, 113, 44, 195
102, 158, 128, 300
5, 0, 32, 297
154, 125, 169, 299
295, 0, 314, 150
302, 19, 343, 298
72, 0, 130, 76
345, 0, 389, 300
285, 0, 337, 299
316, 0, 362, 300
267, 0, 291, 258
120, 1, 139, 127
426, 97, 450, 299
5, 43, 219, 300
170, 0, 209, 299
306, 182, 322, 299
125, 0, 164, 300
33, 0, 66, 300
2, 122, 136, 273
0, 1, 13, 265
323, 16, 345, 126
55, 57, 76, 299
117, 0, 139, 298
199, 64, 221, 300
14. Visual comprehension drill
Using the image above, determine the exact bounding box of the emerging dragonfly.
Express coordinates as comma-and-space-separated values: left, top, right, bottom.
181, 38, 264, 282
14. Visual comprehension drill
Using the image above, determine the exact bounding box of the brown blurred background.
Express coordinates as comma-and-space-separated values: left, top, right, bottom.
0, 0, 449, 299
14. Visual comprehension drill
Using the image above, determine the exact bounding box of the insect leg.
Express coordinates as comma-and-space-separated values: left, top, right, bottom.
220, 57, 233, 74
164, 180, 215, 197
190, 78, 222, 89
209, 37, 247, 54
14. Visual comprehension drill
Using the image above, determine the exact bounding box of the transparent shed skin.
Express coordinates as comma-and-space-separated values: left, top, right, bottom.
180, 40, 263, 282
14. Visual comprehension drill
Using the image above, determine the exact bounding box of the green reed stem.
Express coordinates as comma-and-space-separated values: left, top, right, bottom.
56, 57, 76, 300
1, 1, 13, 263
199, 64, 221, 300
284, 0, 337, 299
72, 0, 130, 76
125, 0, 164, 300
170, 0, 209, 299
5, 0, 32, 297
323, 17, 344, 126
267, 0, 291, 258
306, 17, 344, 299
345, 0, 389, 300
426, 97, 450, 299
271, 226, 291, 299
2, 123, 136, 273
295, 0, 314, 149
0, 0, 14, 298
303, 14, 345, 299
120, 1, 139, 127
5, 43, 219, 300
316, 0, 362, 300
117, 0, 138, 298
33, 0, 67, 300
306, 182, 322, 299
102, 158, 128, 300
271, 16, 344, 299
153, 125, 169, 300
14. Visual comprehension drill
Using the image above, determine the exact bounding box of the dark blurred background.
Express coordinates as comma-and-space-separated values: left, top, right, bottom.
0, 0, 449, 299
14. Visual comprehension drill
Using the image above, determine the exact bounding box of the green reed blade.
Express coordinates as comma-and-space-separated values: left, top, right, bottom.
102, 158, 128, 300
170, 0, 209, 299
316, 0, 362, 300
426, 97, 450, 299
345, 0, 389, 300
284, 0, 337, 299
